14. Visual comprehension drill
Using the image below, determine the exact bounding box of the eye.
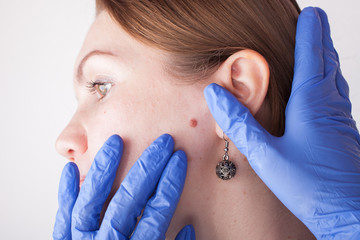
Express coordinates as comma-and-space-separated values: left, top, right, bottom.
87, 81, 113, 99
96, 82, 112, 97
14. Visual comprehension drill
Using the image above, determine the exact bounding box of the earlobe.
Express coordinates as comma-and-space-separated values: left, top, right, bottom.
215, 49, 269, 115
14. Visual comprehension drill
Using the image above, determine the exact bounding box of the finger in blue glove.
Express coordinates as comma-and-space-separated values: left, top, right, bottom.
175, 225, 196, 240
53, 162, 79, 240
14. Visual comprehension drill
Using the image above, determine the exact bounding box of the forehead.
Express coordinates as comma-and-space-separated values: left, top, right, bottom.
74, 11, 168, 79
75, 12, 130, 67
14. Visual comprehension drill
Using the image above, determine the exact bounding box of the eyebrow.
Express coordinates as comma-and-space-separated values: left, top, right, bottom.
76, 50, 116, 82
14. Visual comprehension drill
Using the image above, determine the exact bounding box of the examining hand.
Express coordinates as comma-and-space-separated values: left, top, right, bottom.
205, 7, 360, 240
53, 134, 195, 240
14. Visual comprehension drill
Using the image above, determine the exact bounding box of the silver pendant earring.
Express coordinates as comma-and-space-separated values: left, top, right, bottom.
216, 133, 236, 180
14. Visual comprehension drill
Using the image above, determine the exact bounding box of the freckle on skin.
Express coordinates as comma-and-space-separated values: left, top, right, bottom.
189, 118, 198, 128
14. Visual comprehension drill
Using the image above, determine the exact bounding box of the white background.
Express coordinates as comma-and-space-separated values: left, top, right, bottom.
0, 1, 359, 239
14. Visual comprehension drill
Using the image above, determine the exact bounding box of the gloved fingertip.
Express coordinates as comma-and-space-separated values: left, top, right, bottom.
106, 134, 124, 149
154, 133, 175, 150
301, 6, 317, 16
299, 6, 321, 22
171, 150, 188, 181
186, 225, 196, 240
314, 8, 331, 33
204, 83, 240, 113
175, 225, 196, 240
204, 82, 219, 94
204, 82, 254, 132
204, 83, 224, 101
301, 6, 315, 12
173, 150, 187, 162
314, 7, 328, 19
59, 162, 79, 194
93, 135, 124, 171
63, 161, 78, 175
314, 7, 334, 45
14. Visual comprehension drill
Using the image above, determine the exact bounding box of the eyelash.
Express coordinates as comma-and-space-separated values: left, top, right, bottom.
86, 80, 112, 99
86, 80, 97, 94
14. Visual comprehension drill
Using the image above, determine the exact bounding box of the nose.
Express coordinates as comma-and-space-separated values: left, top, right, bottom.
55, 114, 88, 160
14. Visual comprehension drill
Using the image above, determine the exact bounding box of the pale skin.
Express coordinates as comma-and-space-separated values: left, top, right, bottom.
56, 11, 315, 240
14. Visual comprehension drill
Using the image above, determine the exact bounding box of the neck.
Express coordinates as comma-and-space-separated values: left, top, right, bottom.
167, 149, 315, 240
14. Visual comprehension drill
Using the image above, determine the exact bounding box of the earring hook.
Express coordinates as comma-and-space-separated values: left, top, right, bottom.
223, 132, 229, 142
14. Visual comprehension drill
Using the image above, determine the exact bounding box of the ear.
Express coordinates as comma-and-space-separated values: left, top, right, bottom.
211, 49, 270, 138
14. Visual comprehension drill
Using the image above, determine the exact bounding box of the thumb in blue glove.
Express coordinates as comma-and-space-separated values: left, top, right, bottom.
205, 7, 360, 240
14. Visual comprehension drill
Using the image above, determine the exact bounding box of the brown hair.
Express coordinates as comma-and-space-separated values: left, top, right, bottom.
96, 0, 301, 136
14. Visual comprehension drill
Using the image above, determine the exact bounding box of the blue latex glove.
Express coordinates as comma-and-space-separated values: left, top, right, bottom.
204, 7, 360, 240
53, 134, 196, 240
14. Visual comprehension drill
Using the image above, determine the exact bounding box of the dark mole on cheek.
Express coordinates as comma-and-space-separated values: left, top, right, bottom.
189, 118, 198, 128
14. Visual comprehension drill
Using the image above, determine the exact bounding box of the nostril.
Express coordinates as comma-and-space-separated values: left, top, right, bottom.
55, 120, 88, 159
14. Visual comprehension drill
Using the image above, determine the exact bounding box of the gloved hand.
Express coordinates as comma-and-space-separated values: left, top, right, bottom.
204, 7, 360, 240
53, 134, 195, 240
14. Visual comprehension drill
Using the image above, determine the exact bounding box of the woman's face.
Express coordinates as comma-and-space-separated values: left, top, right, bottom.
56, 11, 219, 198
